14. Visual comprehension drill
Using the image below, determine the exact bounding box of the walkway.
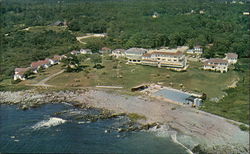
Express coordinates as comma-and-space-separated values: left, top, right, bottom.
28, 70, 64, 87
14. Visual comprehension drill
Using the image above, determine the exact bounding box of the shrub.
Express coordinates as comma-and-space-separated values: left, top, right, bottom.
11, 79, 21, 84
94, 64, 104, 69
239, 124, 249, 131
128, 113, 146, 122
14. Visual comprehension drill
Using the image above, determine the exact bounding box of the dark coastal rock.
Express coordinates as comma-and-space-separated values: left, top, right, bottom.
20, 105, 29, 110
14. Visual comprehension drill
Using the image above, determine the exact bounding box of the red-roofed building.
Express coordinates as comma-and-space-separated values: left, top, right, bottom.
14, 67, 30, 80
203, 58, 228, 73
100, 47, 111, 54
31, 59, 51, 73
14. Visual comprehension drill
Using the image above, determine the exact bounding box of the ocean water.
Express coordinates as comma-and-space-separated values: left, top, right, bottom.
0, 103, 188, 153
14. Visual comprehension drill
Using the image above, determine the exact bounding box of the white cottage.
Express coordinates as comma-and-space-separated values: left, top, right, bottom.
225, 53, 238, 64
14, 67, 30, 80
203, 58, 228, 73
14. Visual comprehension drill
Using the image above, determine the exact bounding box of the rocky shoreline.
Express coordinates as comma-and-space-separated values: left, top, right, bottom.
0, 89, 249, 154
0, 89, 83, 110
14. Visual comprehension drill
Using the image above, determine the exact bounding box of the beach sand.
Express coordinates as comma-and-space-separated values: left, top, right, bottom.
75, 90, 249, 152
0, 89, 249, 153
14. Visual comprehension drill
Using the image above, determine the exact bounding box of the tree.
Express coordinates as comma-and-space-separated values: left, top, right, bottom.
68, 20, 80, 31
90, 54, 102, 67
62, 54, 81, 72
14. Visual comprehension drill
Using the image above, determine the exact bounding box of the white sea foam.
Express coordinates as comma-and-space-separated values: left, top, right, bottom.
32, 117, 66, 129
78, 121, 86, 124
149, 125, 194, 154
61, 102, 73, 106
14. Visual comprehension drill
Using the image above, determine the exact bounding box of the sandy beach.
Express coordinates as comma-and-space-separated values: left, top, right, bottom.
75, 90, 249, 153
0, 89, 249, 153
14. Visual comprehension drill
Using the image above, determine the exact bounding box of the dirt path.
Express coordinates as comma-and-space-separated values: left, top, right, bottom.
28, 70, 64, 87
76, 33, 106, 44
228, 77, 240, 88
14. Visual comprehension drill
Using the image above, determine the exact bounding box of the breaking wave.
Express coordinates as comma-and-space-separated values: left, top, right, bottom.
149, 125, 194, 154
32, 117, 66, 129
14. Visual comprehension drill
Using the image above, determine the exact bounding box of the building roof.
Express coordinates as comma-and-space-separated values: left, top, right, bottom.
204, 58, 228, 65
142, 53, 152, 57
71, 50, 80, 54
50, 21, 65, 26
112, 49, 125, 53
101, 47, 111, 51
52, 55, 63, 61
151, 51, 183, 56
80, 49, 91, 52
125, 48, 148, 54
31, 59, 50, 68
15, 67, 30, 75
226, 53, 238, 59
185, 95, 197, 102
194, 45, 202, 48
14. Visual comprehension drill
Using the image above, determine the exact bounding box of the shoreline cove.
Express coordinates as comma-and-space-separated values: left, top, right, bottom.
0, 89, 249, 153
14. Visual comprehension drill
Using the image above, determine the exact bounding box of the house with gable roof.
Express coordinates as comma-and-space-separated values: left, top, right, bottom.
14, 67, 30, 80
203, 58, 228, 73
225, 53, 238, 64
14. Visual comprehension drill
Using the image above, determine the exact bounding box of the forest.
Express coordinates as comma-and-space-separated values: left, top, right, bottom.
0, 0, 249, 80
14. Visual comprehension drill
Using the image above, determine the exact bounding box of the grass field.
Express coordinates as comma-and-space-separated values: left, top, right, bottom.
20, 64, 64, 85
1, 55, 248, 124
47, 55, 238, 99
201, 58, 249, 124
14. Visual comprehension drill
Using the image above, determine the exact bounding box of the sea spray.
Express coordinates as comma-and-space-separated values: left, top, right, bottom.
170, 132, 194, 154
149, 124, 194, 154
32, 117, 66, 129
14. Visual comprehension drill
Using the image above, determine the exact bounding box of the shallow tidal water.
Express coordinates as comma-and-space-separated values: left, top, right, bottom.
0, 103, 188, 153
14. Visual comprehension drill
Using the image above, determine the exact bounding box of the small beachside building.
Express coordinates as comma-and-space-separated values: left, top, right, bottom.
111, 49, 126, 58
225, 53, 238, 64
14, 67, 30, 80
141, 51, 188, 71
203, 58, 228, 73
125, 48, 148, 63
185, 96, 202, 107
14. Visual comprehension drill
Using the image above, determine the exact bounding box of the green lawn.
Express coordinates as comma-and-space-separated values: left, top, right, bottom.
2, 55, 248, 124
21, 64, 64, 85
47, 56, 239, 99
201, 58, 249, 124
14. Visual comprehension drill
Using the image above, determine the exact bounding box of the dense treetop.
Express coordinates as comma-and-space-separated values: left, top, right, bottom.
0, 0, 249, 79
